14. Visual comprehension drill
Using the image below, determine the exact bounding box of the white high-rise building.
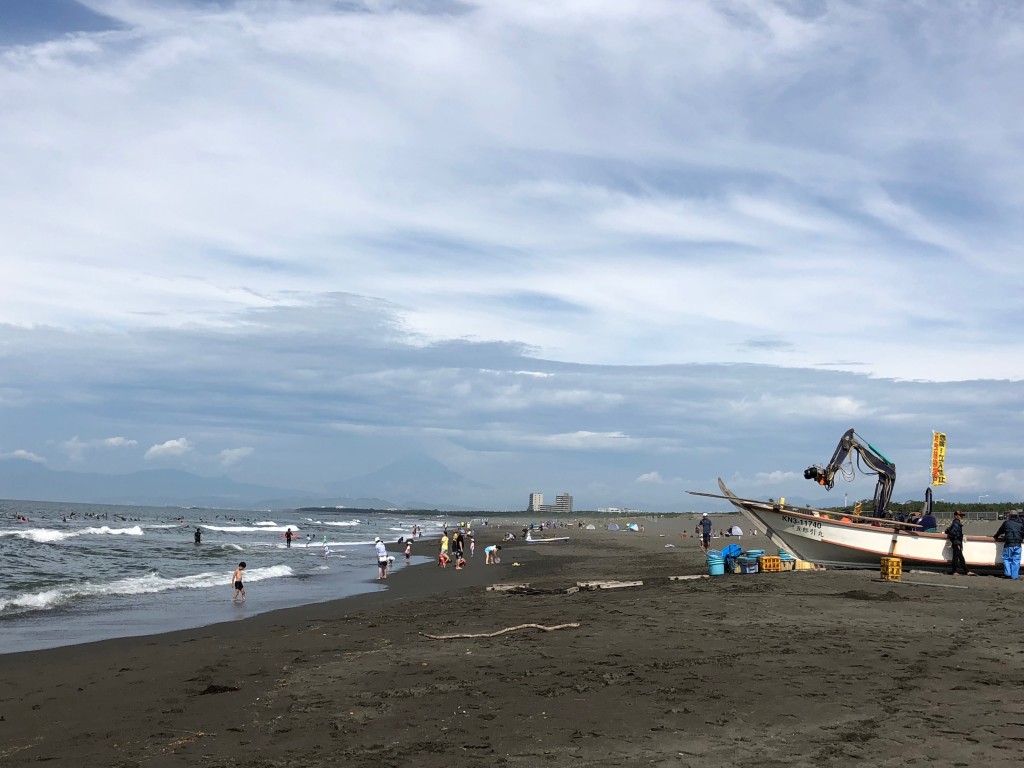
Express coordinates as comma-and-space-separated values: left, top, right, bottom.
528, 492, 544, 512
555, 493, 573, 515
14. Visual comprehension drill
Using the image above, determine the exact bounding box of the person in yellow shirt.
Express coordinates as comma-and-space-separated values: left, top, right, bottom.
440, 532, 449, 558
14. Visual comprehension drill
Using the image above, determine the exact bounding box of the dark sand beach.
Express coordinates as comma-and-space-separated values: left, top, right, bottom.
2, 515, 1022, 767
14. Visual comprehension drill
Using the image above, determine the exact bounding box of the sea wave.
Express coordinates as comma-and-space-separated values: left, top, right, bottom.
0, 565, 294, 614
1, 526, 145, 543
322, 520, 360, 526
200, 525, 301, 533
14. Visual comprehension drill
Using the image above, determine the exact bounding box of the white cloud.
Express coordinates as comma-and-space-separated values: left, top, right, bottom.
636, 471, 664, 484
61, 435, 139, 461
753, 470, 802, 485
2, 449, 46, 463
218, 447, 254, 467
144, 438, 193, 461
100, 436, 138, 448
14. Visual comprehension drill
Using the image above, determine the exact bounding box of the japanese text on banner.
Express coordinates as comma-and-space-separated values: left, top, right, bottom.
931, 432, 947, 486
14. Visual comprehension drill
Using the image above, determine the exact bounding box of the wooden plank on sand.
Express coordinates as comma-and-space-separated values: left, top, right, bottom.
487, 583, 530, 591
669, 575, 710, 581
576, 580, 643, 590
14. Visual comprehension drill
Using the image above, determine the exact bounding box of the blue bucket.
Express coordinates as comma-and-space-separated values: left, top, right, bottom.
708, 559, 726, 576
745, 549, 765, 557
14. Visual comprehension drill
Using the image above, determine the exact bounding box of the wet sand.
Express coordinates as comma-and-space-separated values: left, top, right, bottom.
1, 514, 1022, 767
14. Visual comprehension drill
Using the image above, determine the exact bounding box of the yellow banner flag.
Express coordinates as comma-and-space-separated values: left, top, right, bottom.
931, 431, 947, 486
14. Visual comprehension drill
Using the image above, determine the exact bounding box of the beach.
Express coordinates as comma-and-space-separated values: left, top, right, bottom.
2, 514, 1022, 767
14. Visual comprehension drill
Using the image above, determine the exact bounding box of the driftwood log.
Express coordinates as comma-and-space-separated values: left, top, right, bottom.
420, 622, 580, 640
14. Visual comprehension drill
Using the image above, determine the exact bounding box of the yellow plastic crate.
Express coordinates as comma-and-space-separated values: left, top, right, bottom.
879, 556, 902, 581
758, 555, 782, 573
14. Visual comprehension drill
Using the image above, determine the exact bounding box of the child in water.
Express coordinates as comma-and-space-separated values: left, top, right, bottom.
231, 562, 246, 602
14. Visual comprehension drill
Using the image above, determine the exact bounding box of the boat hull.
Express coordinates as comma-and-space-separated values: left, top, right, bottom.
717, 479, 1005, 573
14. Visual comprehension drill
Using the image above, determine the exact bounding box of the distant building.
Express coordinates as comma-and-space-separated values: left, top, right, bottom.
528, 492, 544, 512
555, 493, 573, 515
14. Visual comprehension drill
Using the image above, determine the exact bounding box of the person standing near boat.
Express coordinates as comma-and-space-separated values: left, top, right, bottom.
944, 510, 972, 576
993, 510, 1024, 580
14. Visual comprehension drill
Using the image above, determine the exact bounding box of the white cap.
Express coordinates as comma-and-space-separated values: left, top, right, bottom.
374, 537, 382, 542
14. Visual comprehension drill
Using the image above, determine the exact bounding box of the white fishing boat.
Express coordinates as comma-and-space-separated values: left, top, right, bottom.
694, 479, 1005, 573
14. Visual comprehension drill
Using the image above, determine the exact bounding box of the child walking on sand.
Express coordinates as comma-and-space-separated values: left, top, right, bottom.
231, 562, 246, 602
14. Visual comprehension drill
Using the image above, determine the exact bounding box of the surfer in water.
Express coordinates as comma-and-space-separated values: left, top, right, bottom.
194, 527, 202, 545
285, 528, 293, 547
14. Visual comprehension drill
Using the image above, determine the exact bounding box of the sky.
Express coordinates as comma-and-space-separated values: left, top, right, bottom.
1, 0, 1023, 510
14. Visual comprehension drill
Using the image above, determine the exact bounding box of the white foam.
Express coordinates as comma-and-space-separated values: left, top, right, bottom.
1, 526, 144, 543
331, 539, 380, 547
0, 565, 294, 614
322, 520, 360, 527
200, 525, 300, 533
81, 525, 145, 537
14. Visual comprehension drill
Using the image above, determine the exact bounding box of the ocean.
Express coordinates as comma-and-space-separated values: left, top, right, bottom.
0, 498, 458, 655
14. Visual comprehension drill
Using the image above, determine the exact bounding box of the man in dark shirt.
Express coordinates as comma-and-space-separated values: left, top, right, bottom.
918, 511, 938, 533
993, 510, 1024, 580
698, 513, 713, 551
944, 510, 971, 575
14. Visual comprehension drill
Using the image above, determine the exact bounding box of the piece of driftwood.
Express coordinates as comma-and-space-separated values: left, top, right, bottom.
576, 580, 643, 590
420, 622, 580, 640
668, 575, 710, 581
486, 583, 531, 591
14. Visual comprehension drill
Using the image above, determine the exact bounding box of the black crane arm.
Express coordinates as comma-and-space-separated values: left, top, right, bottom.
804, 428, 896, 516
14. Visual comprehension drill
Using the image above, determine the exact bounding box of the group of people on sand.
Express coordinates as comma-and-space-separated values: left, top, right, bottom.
438, 528, 471, 569
433, 527, 502, 568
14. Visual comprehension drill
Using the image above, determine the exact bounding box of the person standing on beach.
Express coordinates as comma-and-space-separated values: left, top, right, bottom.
440, 531, 450, 561
470, 537, 475, 558
404, 540, 412, 560
944, 510, 971, 576
231, 562, 246, 602
698, 513, 713, 551
375, 537, 389, 579
993, 510, 1024, 579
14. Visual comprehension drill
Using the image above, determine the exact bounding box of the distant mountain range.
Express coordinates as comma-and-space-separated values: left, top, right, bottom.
0, 454, 490, 511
